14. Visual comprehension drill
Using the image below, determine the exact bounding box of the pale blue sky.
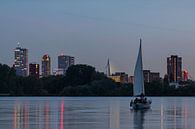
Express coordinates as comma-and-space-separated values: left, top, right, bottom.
1, 0, 195, 78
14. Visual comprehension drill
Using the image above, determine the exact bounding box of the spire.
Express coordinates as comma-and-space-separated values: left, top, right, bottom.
107, 58, 111, 76
139, 38, 142, 50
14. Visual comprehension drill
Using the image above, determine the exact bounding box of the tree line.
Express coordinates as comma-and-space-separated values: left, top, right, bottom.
0, 63, 195, 96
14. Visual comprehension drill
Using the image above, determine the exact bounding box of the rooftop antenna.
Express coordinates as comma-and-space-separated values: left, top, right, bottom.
17, 42, 20, 47
60, 52, 64, 56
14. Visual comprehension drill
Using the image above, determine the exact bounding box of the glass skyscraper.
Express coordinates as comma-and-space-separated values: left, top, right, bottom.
14, 44, 28, 77
58, 54, 75, 74
42, 54, 51, 77
167, 55, 182, 83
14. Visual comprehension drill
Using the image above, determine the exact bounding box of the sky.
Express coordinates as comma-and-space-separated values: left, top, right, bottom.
1, 0, 195, 78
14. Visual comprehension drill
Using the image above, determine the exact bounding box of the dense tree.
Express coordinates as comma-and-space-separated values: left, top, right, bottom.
0, 64, 16, 94
112, 83, 133, 96
41, 75, 66, 95
145, 81, 164, 96
1, 63, 195, 96
89, 79, 117, 96
66, 64, 97, 86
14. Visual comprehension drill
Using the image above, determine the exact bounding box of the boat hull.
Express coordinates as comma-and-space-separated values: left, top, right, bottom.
130, 99, 152, 110
130, 102, 151, 110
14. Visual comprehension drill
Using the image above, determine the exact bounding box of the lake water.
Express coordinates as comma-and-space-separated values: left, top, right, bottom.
0, 97, 194, 129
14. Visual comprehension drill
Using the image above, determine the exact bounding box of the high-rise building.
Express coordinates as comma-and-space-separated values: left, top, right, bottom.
167, 55, 182, 83
14, 43, 28, 77
128, 76, 134, 84
29, 63, 39, 78
42, 54, 51, 77
58, 54, 74, 74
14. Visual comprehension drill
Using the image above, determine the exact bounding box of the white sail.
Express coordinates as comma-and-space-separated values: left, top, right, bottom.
133, 39, 145, 96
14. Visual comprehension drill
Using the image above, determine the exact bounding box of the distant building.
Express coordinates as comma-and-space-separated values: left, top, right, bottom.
143, 70, 150, 83
128, 76, 134, 84
150, 72, 160, 82
29, 63, 39, 78
163, 74, 169, 85
58, 54, 74, 74
143, 70, 160, 83
53, 68, 64, 76
42, 54, 51, 77
109, 72, 128, 84
14, 43, 28, 77
167, 55, 182, 83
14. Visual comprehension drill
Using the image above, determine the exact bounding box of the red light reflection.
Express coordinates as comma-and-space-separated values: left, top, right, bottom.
60, 101, 64, 129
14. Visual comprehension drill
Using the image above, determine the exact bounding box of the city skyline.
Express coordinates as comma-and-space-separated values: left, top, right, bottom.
1, 40, 193, 78
1, 1, 195, 78
12, 44, 189, 80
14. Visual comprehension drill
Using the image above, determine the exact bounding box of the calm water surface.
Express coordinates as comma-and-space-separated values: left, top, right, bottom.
0, 97, 194, 129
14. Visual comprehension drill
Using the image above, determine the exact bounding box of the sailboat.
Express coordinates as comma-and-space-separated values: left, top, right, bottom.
130, 39, 152, 110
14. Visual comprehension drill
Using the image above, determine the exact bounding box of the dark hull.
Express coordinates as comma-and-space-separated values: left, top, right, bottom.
130, 99, 152, 110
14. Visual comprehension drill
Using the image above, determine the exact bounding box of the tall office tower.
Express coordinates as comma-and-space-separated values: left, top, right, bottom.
42, 54, 51, 77
14, 43, 28, 77
167, 55, 182, 83
58, 54, 75, 74
29, 63, 40, 78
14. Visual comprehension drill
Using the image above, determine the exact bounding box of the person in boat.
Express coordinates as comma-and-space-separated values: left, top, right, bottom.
139, 93, 146, 103
134, 98, 138, 103
132, 93, 146, 105
144, 98, 147, 104
140, 93, 145, 98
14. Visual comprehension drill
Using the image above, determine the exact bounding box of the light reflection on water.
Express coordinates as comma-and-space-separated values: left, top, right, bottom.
0, 97, 194, 129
